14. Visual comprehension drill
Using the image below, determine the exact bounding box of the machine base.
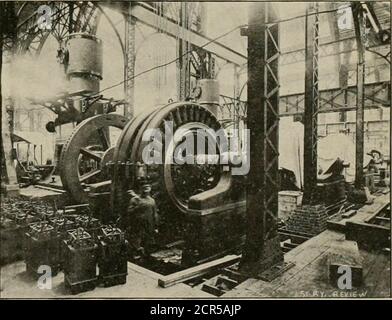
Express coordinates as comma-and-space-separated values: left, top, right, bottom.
239, 235, 285, 278
182, 201, 246, 266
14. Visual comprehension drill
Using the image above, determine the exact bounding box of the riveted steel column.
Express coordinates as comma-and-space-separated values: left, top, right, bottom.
0, 3, 19, 193
177, 2, 191, 100
241, 2, 283, 274
352, 3, 366, 189
303, 2, 320, 204
124, 2, 136, 118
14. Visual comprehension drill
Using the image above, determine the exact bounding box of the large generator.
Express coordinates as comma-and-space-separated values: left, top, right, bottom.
58, 80, 247, 265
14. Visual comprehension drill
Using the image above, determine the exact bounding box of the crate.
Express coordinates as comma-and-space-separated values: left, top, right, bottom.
49, 217, 77, 268
279, 191, 303, 221
24, 222, 62, 277
63, 229, 98, 295
279, 191, 303, 205
75, 216, 101, 239
0, 218, 24, 265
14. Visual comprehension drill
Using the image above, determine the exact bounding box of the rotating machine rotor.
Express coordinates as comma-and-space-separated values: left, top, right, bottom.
59, 114, 128, 204
110, 102, 225, 242
58, 81, 246, 263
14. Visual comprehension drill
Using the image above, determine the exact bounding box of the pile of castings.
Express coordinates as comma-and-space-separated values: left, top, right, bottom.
1, 197, 50, 265
62, 225, 128, 294
1, 198, 128, 294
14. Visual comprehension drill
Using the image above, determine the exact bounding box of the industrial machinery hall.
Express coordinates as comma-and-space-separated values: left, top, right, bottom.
0, 1, 391, 299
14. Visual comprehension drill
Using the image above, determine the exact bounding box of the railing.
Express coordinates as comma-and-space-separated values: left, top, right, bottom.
218, 95, 247, 127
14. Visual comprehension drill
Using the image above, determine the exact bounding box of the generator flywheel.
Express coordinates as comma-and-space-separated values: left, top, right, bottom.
59, 114, 128, 204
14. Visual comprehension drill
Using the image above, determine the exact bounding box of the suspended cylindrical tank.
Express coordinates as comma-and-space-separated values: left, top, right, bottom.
196, 79, 220, 116
68, 74, 100, 94
65, 33, 103, 94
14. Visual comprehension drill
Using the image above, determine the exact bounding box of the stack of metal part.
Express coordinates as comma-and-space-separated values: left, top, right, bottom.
0, 215, 20, 265
63, 227, 98, 294
75, 214, 101, 239
25, 220, 62, 276
1, 196, 130, 294
49, 213, 78, 266
97, 225, 128, 287
0, 198, 43, 265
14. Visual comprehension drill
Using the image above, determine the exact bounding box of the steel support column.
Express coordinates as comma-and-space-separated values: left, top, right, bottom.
352, 3, 366, 189
234, 65, 240, 99
177, 2, 191, 100
124, 3, 136, 118
241, 2, 283, 275
326, 2, 343, 86
326, 3, 349, 120
0, 2, 19, 194
303, 3, 320, 204
191, 2, 215, 81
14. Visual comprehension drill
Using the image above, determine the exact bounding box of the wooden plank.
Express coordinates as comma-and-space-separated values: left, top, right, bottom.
158, 255, 241, 288
34, 185, 66, 194
364, 201, 390, 223
278, 230, 312, 244
346, 221, 390, 249
327, 220, 346, 232
202, 283, 224, 296
360, 194, 389, 214
342, 209, 357, 218
327, 193, 390, 233
222, 268, 247, 283
127, 262, 163, 280
64, 204, 90, 210
375, 216, 390, 222
164, 240, 185, 249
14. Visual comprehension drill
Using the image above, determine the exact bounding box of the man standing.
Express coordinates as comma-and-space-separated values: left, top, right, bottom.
125, 184, 158, 258
136, 184, 159, 255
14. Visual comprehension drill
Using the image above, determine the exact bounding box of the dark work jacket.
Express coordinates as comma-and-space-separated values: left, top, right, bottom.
127, 195, 157, 233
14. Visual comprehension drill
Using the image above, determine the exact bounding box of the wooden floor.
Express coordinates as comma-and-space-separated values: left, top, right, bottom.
0, 261, 213, 298
1, 192, 390, 298
224, 193, 391, 298
328, 193, 390, 232
223, 229, 390, 298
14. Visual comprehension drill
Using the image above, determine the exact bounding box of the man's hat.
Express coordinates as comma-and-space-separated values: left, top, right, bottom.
367, 149, 381, 156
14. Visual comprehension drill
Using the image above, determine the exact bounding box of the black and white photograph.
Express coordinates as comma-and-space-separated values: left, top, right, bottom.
0, 0, 391, 301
